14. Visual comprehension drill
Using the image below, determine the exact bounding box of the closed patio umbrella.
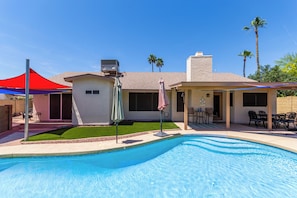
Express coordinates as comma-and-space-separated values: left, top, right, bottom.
155, 79, 169, 137
111, 77, 124, 143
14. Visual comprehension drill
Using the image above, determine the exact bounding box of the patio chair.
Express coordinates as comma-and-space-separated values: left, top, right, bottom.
196, 107, 205, 124
22, 109, 33, 120
188, 107, 196, 123
274, 113, 287, 128
258, 110, 267, 127
205, 107, 213, 124
284, 112, 296, 129
248, 111, 262, 127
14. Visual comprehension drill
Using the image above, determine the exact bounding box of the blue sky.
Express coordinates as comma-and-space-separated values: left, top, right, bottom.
0, 0, 297, 79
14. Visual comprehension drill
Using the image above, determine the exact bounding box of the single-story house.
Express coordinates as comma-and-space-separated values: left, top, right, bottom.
32, 51, 297, 130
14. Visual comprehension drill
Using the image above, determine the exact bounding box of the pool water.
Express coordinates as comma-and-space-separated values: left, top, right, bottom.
1, 135, 297, 198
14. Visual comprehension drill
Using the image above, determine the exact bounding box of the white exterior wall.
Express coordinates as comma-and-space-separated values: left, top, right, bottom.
72, 76, 113, 125
232, 90, 277, 124
122, 90, 172, 121
171, 90, 184, 121
190, 90, 213, 109
189, 90, 213, 122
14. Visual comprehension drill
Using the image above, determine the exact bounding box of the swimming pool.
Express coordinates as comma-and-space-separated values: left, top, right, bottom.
1, 135, 297, 197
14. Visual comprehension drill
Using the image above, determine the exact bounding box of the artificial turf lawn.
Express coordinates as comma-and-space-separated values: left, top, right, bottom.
27, 122, 179, 141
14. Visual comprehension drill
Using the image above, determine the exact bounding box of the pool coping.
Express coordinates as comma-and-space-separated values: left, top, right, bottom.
1, 127, 297, 158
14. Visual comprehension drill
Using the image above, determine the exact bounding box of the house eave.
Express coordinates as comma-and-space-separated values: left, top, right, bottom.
169, 81, 297, 91
64, 73, 115, 83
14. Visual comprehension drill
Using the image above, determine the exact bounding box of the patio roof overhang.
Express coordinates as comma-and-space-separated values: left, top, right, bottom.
169, 81, 297, 91
170, 81, 297, 131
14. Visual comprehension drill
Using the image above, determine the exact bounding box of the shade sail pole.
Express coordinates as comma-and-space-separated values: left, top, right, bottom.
24, 59, 30, 141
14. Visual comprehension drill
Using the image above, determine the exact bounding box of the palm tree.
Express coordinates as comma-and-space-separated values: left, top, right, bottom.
156, 58, 164, 72
148, 54, 157, 72
238, 50, 253, 77
244, 16, 267, 75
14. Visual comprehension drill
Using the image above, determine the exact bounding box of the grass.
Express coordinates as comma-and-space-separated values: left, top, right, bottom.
28, 121, 179, 141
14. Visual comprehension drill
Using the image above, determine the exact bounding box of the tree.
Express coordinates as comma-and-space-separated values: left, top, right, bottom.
148, 54, 157, 72
244, 16, 267, 75
238, 50, 253, 77
276, 53, 297, 76
249, 65, 285, 82
248, 64, 297, 96
249, 52, 297, 96
156, 58, 164, 72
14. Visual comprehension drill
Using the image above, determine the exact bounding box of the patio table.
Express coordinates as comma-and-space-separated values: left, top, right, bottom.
195, 110, 206, 124
270, 113, 296, 129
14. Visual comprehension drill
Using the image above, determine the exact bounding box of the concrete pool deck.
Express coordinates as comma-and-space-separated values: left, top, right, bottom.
1, 121, 297, 157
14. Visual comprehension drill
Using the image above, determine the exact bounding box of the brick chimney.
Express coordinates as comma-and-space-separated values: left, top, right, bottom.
186, 52, 213, 81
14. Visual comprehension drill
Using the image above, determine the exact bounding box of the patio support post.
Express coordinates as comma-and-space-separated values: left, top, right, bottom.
225, 90, 230, 129
183, 89, 189, 130
267, 89, 273, 130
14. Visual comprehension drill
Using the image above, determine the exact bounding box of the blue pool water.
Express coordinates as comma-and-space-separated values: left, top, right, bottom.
1, 135, 297, 198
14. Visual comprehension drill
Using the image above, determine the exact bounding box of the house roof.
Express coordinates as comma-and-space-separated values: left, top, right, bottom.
49, 72, 108, 87
49, 71, 258, 91
64, 73, 114, 83
211, 73, 256, 82
120, 72, 186, 90
50, 72, 187, 90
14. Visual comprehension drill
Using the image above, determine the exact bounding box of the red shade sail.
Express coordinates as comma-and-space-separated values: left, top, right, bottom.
0, 68, 69, 92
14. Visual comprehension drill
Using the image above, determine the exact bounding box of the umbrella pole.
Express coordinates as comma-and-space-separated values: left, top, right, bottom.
154, 110, 168, 137
160, 110, 163, 132
116, 122, 118, 143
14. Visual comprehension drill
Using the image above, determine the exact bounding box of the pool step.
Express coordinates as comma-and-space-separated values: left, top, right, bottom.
182, 137, 276, 156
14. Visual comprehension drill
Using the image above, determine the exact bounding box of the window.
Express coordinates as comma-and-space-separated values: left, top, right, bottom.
93, 90, 100, 94
243, 93, 267, 106
129, 93, 158, 111
177, 92, 184, 112
85, 90, 92, 94
86, 90, 100, 94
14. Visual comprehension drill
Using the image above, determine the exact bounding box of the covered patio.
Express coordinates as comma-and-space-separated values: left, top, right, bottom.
170, 81, 297, 131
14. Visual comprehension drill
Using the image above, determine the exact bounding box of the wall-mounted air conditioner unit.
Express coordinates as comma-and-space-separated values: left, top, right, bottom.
101, 60, 119, 74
